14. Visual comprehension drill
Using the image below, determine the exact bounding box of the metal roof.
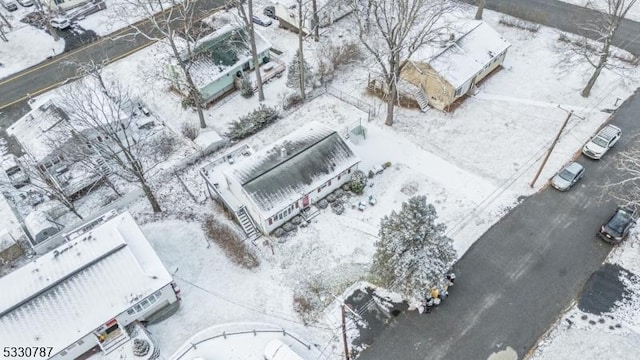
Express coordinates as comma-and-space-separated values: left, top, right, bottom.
226, 122, 360, 215
0, 212, 173, 355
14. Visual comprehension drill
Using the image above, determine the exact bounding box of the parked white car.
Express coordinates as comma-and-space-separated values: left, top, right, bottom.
50, 17, 71, 30
582, 124, 621, 160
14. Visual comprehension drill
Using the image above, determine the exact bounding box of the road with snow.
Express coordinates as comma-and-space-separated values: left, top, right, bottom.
462, 0, 640, 56
0, 0, 225, 110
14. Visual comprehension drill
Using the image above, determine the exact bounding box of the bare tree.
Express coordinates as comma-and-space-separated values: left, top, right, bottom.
59, 63, 163, 213
117, 0, 208, 128
605, 134, 640, 209
34, 0, 59, 42
297, 0, 307, 101
475, 0, 485, 20
311, 0, 319, 41
579, 0, 638, 97
354, 0, 459, 126
17, 150, 84, 220
229, 0, 265, 101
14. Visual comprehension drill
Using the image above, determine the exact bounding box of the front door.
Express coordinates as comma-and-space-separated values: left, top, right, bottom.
302, 195, 310, 208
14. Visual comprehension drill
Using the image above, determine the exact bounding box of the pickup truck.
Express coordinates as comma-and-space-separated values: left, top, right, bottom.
582, 124, 621, 160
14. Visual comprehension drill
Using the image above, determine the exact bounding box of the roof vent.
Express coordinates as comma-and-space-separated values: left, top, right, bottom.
280, 147, 287, 158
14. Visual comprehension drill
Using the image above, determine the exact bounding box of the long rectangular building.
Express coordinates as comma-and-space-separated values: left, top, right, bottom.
0, 211, 179, 359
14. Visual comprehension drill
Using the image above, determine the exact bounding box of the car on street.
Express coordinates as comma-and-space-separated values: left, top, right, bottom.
16, 0, 33, 6
252, 14, 273, 27
599, 206, 637, 244
582, 124, 621, 160
50, 17, 71, 30
1, 0, 18, 11
550, 161, 584, 191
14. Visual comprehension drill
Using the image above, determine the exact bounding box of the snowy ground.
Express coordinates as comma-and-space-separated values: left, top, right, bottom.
4, 2, 640, 360
559, 0, 640, 22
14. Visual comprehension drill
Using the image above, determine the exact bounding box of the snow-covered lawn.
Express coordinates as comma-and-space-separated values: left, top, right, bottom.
0, 24, 64, 79
6, 3, 640, 359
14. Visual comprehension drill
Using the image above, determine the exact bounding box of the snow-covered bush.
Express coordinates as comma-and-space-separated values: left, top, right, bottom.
151, 131, 180, 158
349, 170, 368, 195
240, 75, 254, 98
203, 216, 259, 269
132, 339, 150, 357
283, 92, 303, 110
498, 15, 540, 32
287, 49, 314, 90
226, 104, 280, 141
371, 195, 457, 298
272, 227, 285, 238
316, 40, 362, 83
331, 201, 345, 215
291, 216, 303, 225
317, 199, 328, 209
181, 121, 200, 140
282, 222, 296, 232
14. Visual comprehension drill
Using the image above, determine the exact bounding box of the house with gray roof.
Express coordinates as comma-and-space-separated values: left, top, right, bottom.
202, 122, 360, 237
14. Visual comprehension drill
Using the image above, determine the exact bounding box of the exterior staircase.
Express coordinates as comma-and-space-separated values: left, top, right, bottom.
236, 206, 259, 240
95, 156, 112, 176
101, 329, 130, 354
415, 89, 430, 112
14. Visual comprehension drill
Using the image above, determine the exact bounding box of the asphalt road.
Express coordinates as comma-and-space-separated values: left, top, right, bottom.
359, 90, 640, 359
462, 0, 640, 57
0, 0, 225, 110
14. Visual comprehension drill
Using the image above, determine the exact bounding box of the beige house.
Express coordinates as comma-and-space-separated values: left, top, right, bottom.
401, 21, 511, 112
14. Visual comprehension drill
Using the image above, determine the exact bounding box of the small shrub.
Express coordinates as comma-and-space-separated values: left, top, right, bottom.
317, 199, 328, 209
291, 216, 303, 225
349, 170, 368, 195
226, 104, 280, 141
272, 227, 285, 238
283, 92, 303, 110
368, 170, 375, 178
283, 222, 296, 232
152, 131, 180, 159
326, 194, 336, 203
498, 15, 540, 32
383, 161, 392, 169
331, 201, 345, 215
240, 75, 254, 98
333, 189, 345, 198
181, 121, 200, 140
203, 216, 259, 269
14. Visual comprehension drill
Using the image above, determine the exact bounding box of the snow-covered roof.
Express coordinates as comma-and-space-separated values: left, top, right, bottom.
225, 122, 360, 215
414, 21, 511, 89
0, 212, 173, 355
188, 25, 272, 89
0, 195, 24, 251
6, 98, 69, 163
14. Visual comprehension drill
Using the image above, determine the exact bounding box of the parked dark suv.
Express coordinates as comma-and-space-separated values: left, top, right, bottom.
599, 207, 637, 244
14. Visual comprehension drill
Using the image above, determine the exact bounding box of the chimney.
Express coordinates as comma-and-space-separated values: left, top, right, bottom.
280, 147, 287, 158
449, 33, 455, 41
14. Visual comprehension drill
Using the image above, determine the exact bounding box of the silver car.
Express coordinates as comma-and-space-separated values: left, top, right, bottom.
551, 162, 584, 191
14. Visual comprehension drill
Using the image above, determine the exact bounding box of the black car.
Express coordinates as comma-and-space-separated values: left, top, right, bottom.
599, 207, 637, 244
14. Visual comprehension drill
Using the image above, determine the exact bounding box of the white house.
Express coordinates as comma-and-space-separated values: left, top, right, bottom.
0, 211, 180, 359
274, 0, 354, 34
202, 122, 360, 236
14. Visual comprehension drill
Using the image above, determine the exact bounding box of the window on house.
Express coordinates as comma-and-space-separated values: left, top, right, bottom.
454, 87, 463, 97
149, 296, 157, 304
269, 218, 273, 225
328, 180, 332, 186
295, 202, 299, 208
154, 291, 161, 298
338, 175, 341, 180
318, 187, 321, 193
134, 304, 142, 312
77, 340, 84, 345
141, 299, 151, 309
278, 213, 282, 220
348, 169, 351, 174
127, 309, 135, 315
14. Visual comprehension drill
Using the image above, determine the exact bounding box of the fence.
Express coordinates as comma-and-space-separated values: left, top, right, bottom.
325, 85, 378, 121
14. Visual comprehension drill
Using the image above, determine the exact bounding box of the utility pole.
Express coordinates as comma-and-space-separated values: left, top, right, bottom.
530, 109, 577, 187
341, 304, 350, 360
331, 294, 362, 360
